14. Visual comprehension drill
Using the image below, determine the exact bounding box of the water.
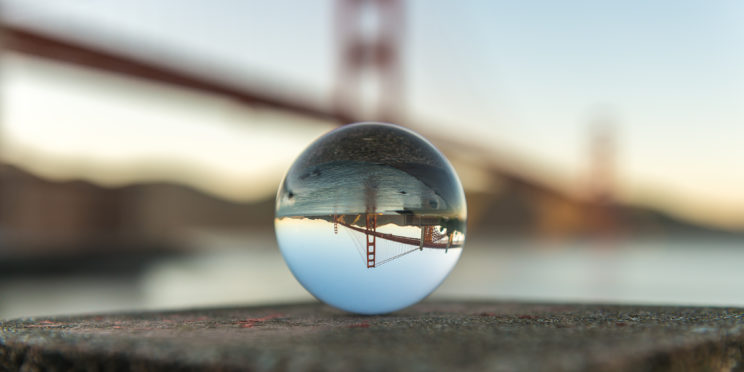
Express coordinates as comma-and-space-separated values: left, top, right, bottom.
276, 161, 451, 216
441, 237, 744, 306
2, 235, 744, 319
275, 123, 467, 314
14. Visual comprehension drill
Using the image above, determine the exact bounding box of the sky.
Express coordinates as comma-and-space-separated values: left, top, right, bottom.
2, 54, 333, 201
276, 217, 461, 314
1, 0, 743, 228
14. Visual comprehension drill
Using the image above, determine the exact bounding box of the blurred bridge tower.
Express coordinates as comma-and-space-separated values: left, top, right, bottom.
587, 118, 618, 238
334, 0, 405, 124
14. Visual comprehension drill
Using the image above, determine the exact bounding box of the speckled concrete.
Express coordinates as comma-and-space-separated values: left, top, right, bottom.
2, 301, 743, 371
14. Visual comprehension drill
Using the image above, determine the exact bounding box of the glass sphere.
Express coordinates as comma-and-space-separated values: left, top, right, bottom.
275, 122, 466, 314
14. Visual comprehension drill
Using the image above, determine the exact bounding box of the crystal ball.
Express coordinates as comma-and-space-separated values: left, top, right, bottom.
275, 122, 466, 314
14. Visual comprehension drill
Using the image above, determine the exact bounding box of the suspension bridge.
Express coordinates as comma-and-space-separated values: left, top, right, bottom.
333, 214, 461, 269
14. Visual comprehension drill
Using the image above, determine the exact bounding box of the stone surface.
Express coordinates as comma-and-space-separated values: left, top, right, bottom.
1, 301, 744, 371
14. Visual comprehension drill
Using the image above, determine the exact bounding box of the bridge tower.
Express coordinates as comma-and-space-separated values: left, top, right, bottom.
364, 176, 379, 268
334, 0, 405, 123
587, 117, 618, 238
365, 213, 377, 268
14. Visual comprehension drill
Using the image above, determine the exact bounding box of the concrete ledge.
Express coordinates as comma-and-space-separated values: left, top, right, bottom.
2, 301, 743, 371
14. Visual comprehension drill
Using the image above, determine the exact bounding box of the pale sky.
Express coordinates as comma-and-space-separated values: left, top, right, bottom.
276, 217, 461, 314
1, 0, 743, 228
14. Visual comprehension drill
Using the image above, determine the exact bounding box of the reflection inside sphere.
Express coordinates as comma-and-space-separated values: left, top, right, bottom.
275, 122, 466, 314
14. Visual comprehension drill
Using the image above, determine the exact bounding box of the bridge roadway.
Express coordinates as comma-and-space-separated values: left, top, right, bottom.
336, 220, 461, 249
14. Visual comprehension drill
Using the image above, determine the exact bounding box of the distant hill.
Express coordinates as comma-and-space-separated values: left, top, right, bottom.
467, 175, 744, 239
0, 163, 740, 261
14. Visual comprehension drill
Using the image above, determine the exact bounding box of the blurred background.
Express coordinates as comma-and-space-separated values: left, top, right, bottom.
0, 0, 743, 319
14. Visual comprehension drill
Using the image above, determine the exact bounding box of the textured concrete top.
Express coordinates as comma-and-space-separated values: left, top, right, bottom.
2, 301, 743, 371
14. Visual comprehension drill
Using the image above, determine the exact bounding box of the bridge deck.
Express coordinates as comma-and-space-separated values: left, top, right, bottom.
336, 220, 462, 249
